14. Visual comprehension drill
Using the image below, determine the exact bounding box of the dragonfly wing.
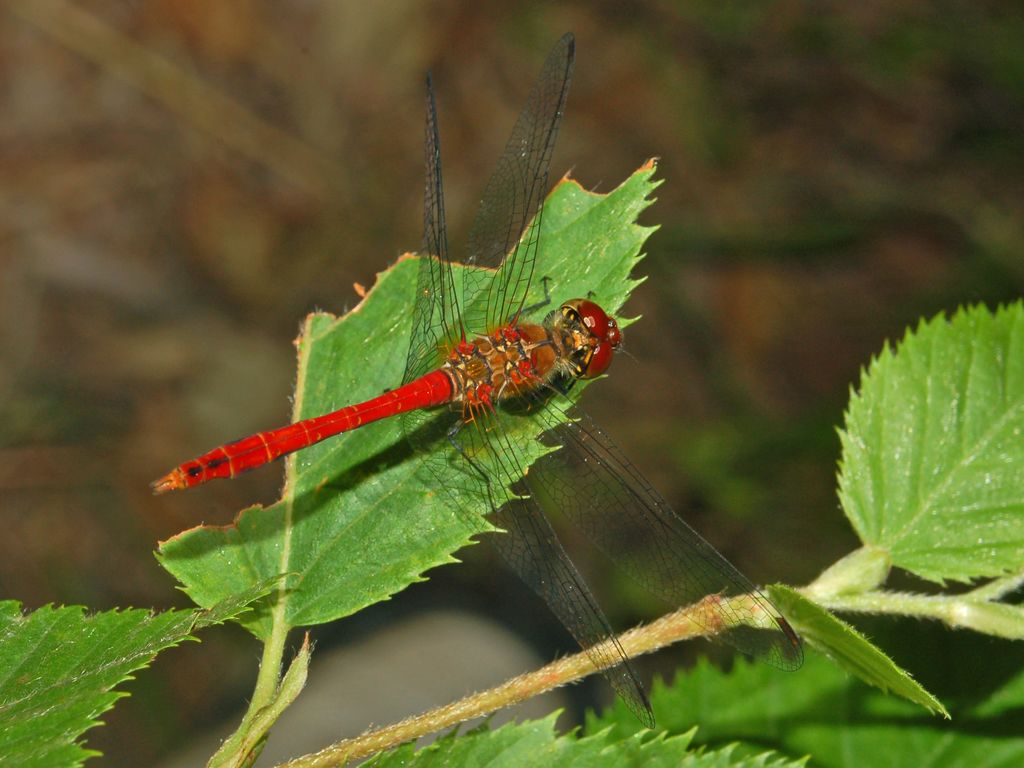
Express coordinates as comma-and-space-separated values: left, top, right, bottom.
411, 403, 653, 727
462, 33, 575, 335
488, 494, 654, 728
527, 395, 804, 671
405, 74, 463, 385
401, 35, 655, 724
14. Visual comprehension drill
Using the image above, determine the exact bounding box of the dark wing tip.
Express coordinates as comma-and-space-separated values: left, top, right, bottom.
776, 615, 805, 670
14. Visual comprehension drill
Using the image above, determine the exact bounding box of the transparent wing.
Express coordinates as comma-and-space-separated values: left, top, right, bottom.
406, 34, 574, 384
405, 401, 654, 727
400, 35, 654, 724
462, 33, 575, 335
404, 74, 463, 385
527, 394, 804, 670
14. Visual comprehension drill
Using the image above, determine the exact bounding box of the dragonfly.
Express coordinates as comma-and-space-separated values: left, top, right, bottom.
153, 33, 802, 726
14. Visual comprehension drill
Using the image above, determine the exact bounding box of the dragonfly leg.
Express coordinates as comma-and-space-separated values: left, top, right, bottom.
446, 419, 464, 446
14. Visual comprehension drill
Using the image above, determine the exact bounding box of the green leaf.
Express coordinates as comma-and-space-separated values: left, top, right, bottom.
768, 584, 947, 716
158, 164, 660, 638
193, 576, 283, 629
838, 302, 1024, 583
590, 654, 1024, 767
0, 587, 268, 768
363, 712, 804, 767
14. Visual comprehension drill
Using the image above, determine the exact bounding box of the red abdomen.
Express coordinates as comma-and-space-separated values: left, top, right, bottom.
152, 370, 453, 493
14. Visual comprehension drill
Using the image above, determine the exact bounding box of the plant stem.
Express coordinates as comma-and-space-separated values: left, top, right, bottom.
805, 556, 1024, 639
226, 635, 312, 766
206, 605, 290, 767
813, 587, 1024, 639
252, 600, 292, 714
273, 597, 730, 767
208, 495, 299, 766
205, 589, 294, 768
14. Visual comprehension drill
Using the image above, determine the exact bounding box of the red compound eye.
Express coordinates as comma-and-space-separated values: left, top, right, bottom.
585, 339, 615, 378
562, 299, 622, 378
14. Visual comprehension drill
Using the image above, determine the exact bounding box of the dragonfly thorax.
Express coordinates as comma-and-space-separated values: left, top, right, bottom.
442, 299, 622, 408
443, 323, 550, 407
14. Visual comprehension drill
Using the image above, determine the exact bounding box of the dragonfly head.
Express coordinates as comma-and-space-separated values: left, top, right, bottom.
559, 299, 622, 379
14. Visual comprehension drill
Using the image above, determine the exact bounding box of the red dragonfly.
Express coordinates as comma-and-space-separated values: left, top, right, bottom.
154, 33, 802, 726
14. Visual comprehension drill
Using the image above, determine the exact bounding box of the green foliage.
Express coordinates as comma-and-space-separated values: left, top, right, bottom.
0, 582, 272, 768
768, 585, 946, 716
157, 164, 660, 639
150, 175, 1024, 765
838, 303, 1024, 584
364, 712, 804, 768
590, 654, 1024, 768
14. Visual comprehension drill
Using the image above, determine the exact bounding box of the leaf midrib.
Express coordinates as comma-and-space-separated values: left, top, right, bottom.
890, 379, 1023, 550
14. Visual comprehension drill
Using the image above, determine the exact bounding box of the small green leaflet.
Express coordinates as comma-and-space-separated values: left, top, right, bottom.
362, 712, 804, 768
0, 581, 273, 768
158, 164, 659, 639
768, 585, 946, 716
838, 302, 1024, 583
590, 654, 1024, 768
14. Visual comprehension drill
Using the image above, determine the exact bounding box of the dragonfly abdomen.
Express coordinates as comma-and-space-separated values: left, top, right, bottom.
152, 370, 453, 493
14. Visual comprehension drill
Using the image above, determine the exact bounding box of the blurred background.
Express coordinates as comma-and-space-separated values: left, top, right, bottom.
2, 1, 1022, 765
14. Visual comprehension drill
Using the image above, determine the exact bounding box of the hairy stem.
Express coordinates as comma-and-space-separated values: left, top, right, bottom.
274, 598, 727, 767
206, 622, 290, 768
814, 586, 1024, 639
